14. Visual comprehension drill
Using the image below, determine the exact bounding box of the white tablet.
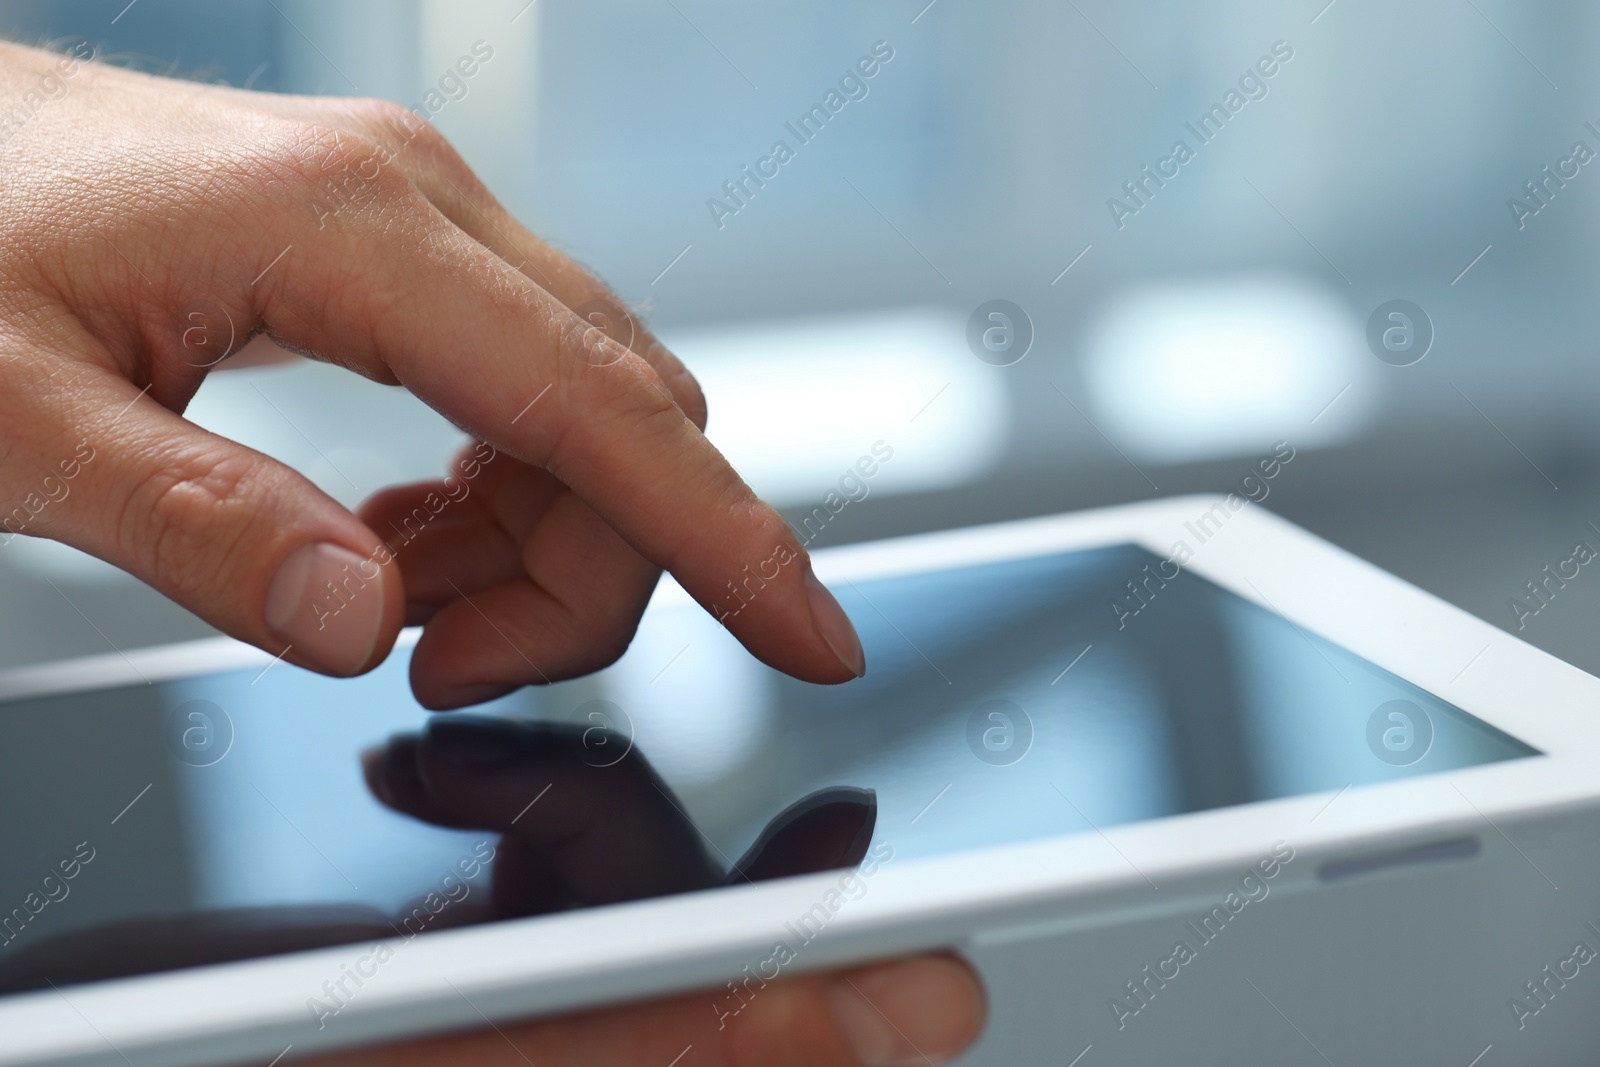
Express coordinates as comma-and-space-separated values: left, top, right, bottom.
2, 495, 1597, 1066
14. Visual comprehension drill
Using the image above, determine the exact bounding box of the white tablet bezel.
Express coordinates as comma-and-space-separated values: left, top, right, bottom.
4, 495, 1600, 1067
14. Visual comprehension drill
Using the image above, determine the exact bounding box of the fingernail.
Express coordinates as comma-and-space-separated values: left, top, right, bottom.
828, 958, 984, 1067
803, 564, 866, 679
427, 716, 527, 766
265, 542, 387, 675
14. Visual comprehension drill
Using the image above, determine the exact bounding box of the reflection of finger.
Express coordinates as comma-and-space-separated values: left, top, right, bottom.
416, 716, 720, 905
727, 787, 877, 884
365, 731, 593, 918
489, 836, 572, 918
362, 735, 471, 830
295, 953, 986, 1067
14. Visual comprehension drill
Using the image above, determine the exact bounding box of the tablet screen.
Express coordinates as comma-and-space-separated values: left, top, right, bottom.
0, 543, 1536, 991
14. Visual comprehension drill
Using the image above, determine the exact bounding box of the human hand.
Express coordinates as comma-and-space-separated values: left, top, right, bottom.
0, 40, 865, 704
297, 954, 985, 1067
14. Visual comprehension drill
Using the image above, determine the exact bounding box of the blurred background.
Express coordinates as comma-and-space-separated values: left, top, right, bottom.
1, 0, 1599, 681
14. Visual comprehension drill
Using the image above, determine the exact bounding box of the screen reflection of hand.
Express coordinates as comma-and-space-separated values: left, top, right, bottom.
366, 715, 878, 921
0, 716, 875, 992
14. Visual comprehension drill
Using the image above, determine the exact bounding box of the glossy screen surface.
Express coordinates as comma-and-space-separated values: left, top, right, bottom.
0, 545, 1536, 991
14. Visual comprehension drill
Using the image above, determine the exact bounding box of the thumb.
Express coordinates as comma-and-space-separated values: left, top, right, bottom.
12, 374, 404, 676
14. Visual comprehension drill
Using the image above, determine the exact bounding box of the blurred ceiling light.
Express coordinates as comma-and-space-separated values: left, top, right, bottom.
659, 309, 1010, 506
1080, 277, 1377, 464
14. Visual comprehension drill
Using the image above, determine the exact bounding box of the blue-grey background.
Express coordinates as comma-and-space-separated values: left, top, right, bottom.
0, 1, 1593, 690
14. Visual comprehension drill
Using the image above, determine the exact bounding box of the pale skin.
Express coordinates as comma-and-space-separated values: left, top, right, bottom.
0, 40, 984, 1067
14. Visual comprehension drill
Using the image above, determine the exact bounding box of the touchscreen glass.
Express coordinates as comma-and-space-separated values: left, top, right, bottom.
0, 544, 1537, 991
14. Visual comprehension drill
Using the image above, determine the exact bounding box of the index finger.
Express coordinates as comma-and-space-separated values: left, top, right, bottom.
258, 98, 708, 429
259, 170, 864, 684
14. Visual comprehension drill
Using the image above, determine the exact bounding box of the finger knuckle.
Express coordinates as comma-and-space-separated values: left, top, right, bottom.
558, 298, 634, 370
344, 96, 478, 182
119, 447, 260, 597
268, 121, 415, 225
536, 316, 643, 429
249, 121, 349, 192
600, 373, 690, 472
559, 291, 705, 430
